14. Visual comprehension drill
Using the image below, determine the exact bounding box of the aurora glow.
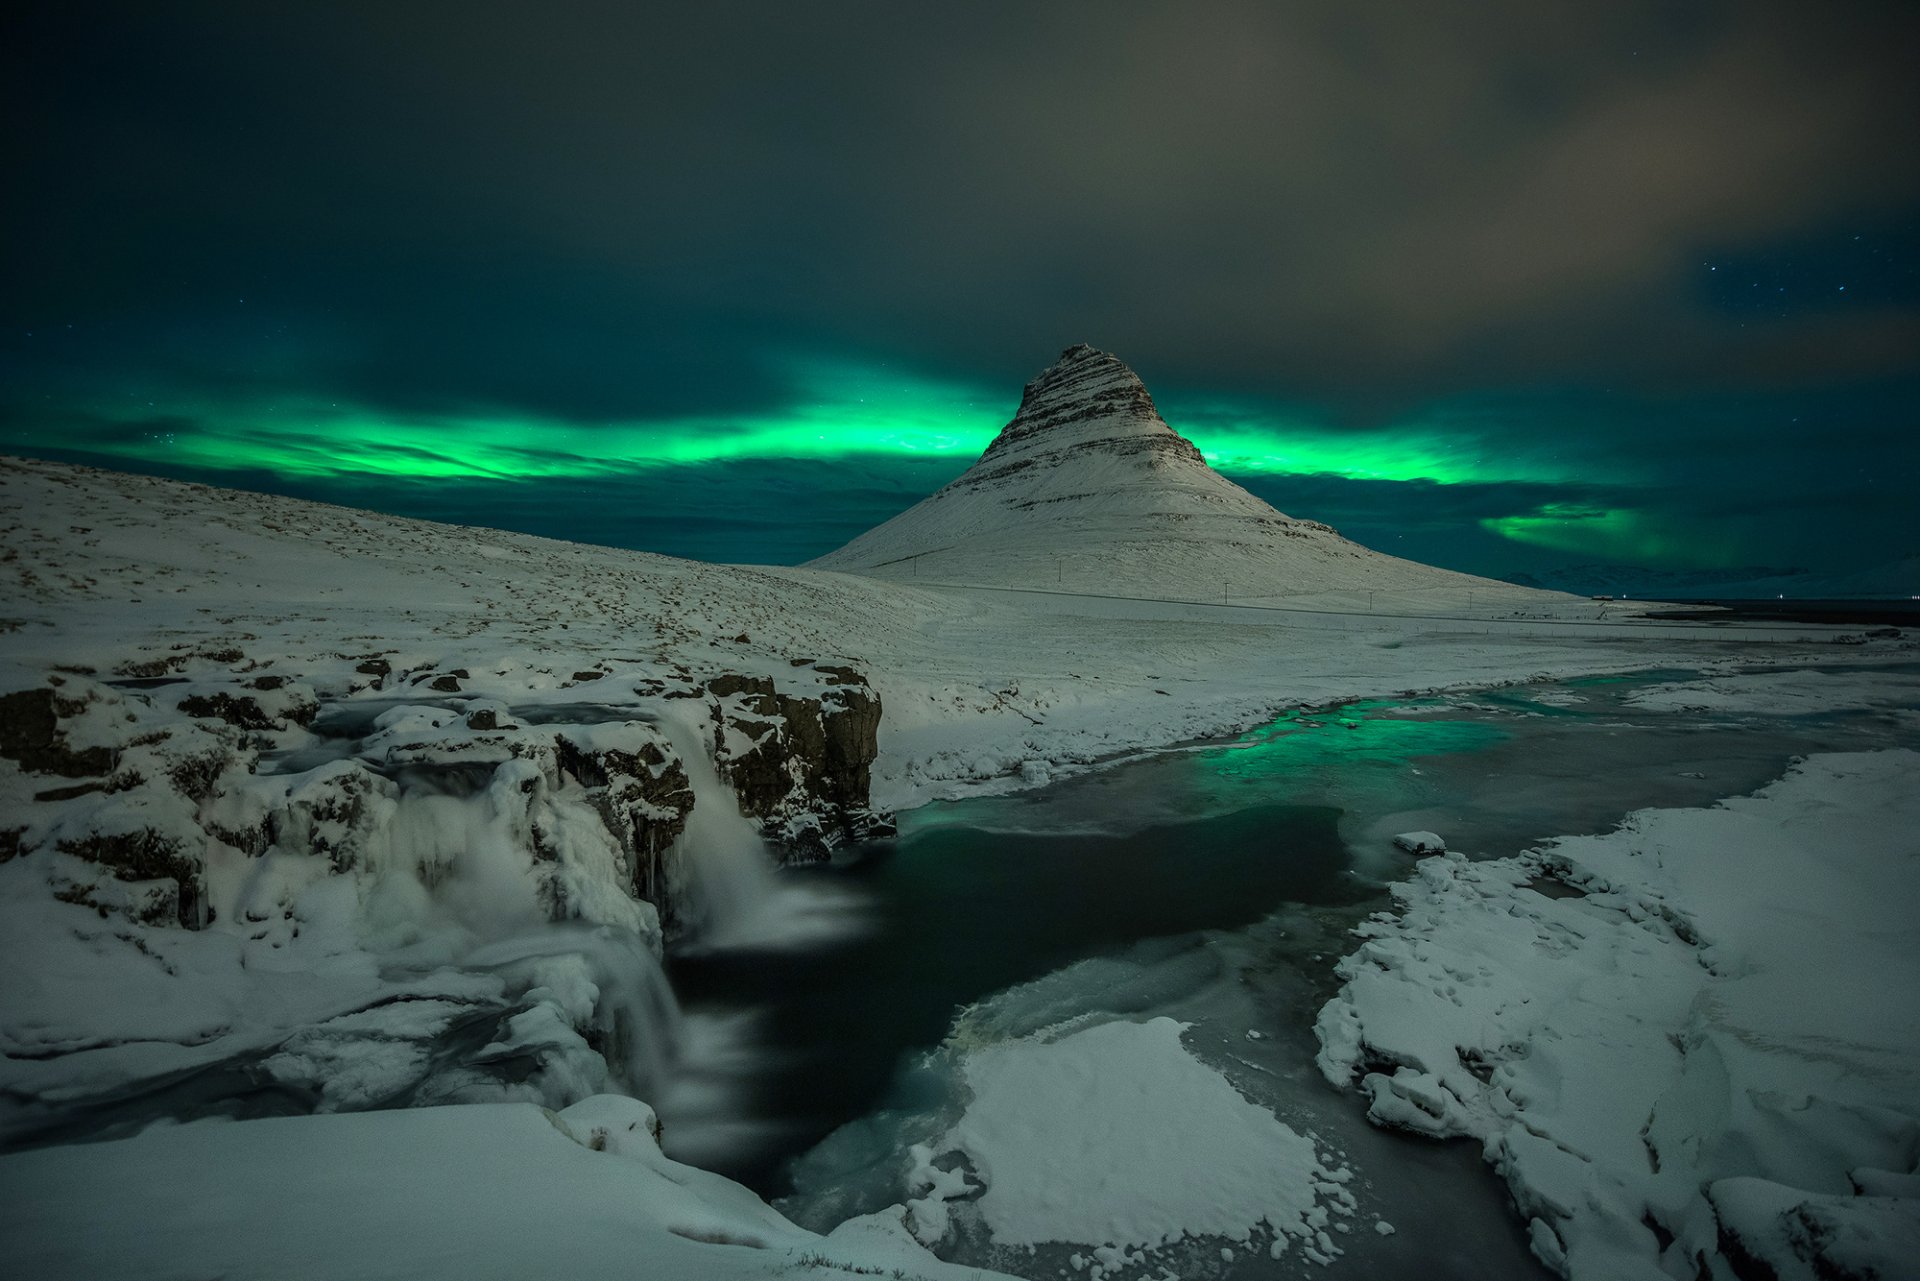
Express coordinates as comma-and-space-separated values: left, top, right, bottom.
3, 355, 1615, 495
1480, 505, 1742, 567
6, 4, 1917, 584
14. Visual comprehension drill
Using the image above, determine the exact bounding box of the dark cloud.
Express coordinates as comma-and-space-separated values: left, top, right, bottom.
9, 2, 1917, 403
3, 2, 1915, 574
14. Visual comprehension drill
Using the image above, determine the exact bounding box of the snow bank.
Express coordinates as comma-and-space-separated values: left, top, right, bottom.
1622, 668, 1920, 715
0, 1095, 1015, 1281
1315, 750, 1920, 1280
904, 1016, 1359, 1271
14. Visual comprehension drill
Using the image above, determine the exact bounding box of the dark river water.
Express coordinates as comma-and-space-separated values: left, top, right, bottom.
652, 661, 1918, 1280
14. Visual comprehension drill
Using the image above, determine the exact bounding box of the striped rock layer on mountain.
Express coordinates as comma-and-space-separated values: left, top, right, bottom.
810, 344, 1554, 608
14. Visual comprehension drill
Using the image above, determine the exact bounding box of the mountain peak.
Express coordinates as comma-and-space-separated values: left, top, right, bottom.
986, 343, 1161, 459
809, 344, 1549, 609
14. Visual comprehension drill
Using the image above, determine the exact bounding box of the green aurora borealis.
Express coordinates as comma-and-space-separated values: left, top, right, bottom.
6, 5, 1916, 582
5, 353, 1673, 569
9, 357, 1589, 488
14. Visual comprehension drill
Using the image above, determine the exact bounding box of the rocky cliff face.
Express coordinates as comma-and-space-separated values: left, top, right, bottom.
0, 655, 887, 943
705, 662, 889, 859
980, 342, 1170, 457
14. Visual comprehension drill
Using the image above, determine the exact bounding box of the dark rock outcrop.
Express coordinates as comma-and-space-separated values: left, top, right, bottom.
177, 689, 318, 732
554, 734, 695, 905
55, 827, 204, 928
9, 653, 889, 943
709, 665, 889, 859
985, 344, 1162, 454
0, 688, 115, 777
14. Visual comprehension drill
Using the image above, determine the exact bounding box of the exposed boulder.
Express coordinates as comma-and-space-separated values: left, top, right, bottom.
176, 685, 319, 732
0, 687, 115, 777
54, 825, 204, 928
262, 761, 398, 873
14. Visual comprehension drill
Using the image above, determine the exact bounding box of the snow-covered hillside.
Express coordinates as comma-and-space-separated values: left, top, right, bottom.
810, 344, 1556, 610
1, 453, 1906, 1280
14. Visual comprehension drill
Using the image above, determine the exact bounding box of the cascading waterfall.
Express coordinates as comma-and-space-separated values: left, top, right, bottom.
463, 924, 684, 1101
263, 728, 693, 1110
653, 709, 871, 954
654, 710, 787, 947
212, 700, 867, 1144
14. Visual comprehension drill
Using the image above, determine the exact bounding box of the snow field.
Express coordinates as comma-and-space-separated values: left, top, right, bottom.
1315, 750, 1920, 1280
0, 1094, 1022, 1281
903, 1017, 1356, 1271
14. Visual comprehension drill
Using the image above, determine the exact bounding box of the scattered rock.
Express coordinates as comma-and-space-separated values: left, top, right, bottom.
177, 687, 317, 731
34, 781, 104, 802
113, 657, 177, 680
55, 827, 204, 928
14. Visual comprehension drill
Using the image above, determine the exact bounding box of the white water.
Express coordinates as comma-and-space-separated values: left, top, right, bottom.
655, 711, 788, 944
656, 710, 870, 951
321, 753, 688, 1106
464, 924, 684, 1100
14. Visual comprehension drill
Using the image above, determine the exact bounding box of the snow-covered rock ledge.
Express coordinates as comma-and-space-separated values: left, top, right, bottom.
1314, 749, 1920, 1280
0, 1094, 1022, 1281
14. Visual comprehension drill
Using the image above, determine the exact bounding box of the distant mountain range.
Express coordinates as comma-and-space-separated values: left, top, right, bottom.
1501, 556, 1919, 600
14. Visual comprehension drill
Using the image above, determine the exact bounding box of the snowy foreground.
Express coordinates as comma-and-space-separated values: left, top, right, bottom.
1316, 749, 1920, 1280
0, 1094, 1015, 1281
2, 455, 1916, 1280
900, 1016, 1371, 1271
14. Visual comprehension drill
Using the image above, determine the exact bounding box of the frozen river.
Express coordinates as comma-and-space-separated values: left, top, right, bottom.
656, 661, 1920, 1278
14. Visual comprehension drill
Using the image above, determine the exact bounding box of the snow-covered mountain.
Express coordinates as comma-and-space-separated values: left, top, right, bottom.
812, 344, 1557, 609
1698, 555, 1920, 600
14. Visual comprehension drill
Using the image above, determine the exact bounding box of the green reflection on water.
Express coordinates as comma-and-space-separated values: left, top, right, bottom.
1197, 702, 1510, 802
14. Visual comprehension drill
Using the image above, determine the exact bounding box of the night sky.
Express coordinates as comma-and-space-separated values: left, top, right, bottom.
4, 2, 1916, 579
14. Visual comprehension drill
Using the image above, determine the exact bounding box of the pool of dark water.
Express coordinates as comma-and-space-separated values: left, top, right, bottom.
665, 801, 1360, 1187
653, 660, 1919, 1279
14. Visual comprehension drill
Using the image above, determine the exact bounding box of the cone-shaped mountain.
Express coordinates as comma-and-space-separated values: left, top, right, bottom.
811, 345, 1553, 608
